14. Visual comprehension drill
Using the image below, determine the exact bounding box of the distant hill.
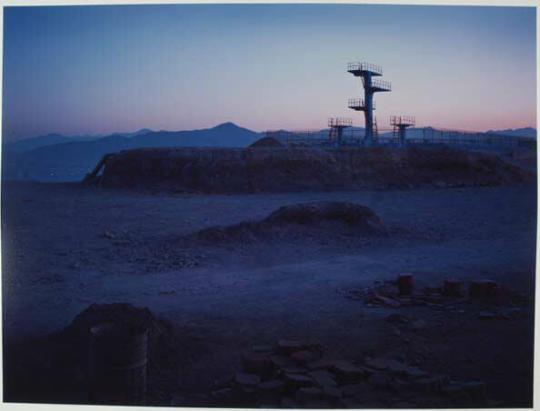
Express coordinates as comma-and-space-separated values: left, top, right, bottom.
2, 128, 156, 153
109, 128, 154, 139
2, 122, 261, 182
3, 122, 535, 182
3, 133, 102, 153
379, 127, 537, 140
486, 127, 537, 138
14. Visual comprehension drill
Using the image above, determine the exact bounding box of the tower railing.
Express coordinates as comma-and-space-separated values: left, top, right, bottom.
347, 62, 383, 76
328, 117, 353, 128
371, 79, 392, 91
348, 98, 375, 110
390, 116, 415, 127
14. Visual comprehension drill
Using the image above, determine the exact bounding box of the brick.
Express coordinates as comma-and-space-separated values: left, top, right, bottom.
410, 319, 427, 332
462, 381, 487, 402
210, 388, 233, 401
303, 399, 334, 408
306, 359, 337, 371
398, 274, 414, 295
402, 366, 429, 380
308, 369, 338, 388
412, 374, 449, 394
270, 354, 295, 369
235, 372, 260, 387
277, 339, 304, 354
295, 386, 323, 403
251, 344, 274, 354
283, 373, 314, 388
322, 385, 342, 399
281, 365, 308, 375
469, 280, 509, 305
331, 360, 366, 383
337, 397, 362, 408
443, 279, 462, 297
281, 397, 300, 408
367, 371, 389, 388
373, 292, 401, 307
341, 383, 370, 398
364, 357, 406, 372
258, 379, 285, 394
291, 350, 321, 365
242, 352, 274, 377
386, 313, 410, 324
277, 339, 322, 355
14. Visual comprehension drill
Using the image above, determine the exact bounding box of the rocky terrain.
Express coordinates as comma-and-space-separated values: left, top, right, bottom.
1, 178, 536, 407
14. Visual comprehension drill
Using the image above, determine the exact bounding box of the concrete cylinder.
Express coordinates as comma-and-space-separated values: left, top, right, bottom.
88, 322, 148, 405
443, 279, 462, 297
397, 274, 414, 295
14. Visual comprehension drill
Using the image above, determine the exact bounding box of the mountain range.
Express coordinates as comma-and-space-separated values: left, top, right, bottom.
2, 123, 261, 182
486, 127, 537, 138
2, 123, 536, 182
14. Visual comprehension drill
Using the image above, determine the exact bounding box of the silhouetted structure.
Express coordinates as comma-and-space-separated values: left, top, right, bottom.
328, 117, 352, 147
390, 116, 415, 147
347, 62, 391, 145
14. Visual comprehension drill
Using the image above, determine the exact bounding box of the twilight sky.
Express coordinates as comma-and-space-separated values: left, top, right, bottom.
2, 4, 537, 141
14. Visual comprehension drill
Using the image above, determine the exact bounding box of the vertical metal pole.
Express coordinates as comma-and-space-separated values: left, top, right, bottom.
399, 126, 405, 147
363, 72, 374, 146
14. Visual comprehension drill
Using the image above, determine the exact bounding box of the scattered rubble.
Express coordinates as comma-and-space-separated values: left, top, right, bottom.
443, 279, 462, 297
170, 339, 493, 408
339, 275, 528, 315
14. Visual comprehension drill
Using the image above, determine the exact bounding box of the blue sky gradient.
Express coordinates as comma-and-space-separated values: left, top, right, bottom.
2, 4, 536, 141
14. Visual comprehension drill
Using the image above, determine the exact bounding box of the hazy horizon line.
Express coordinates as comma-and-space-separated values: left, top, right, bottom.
4, 121, 538, 143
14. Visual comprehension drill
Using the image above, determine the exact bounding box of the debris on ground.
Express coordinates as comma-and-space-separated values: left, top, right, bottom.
170, 339, 492, 408
338, 275, 529, 314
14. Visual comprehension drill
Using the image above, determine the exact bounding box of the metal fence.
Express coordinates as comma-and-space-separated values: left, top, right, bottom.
265, 127, 536, 151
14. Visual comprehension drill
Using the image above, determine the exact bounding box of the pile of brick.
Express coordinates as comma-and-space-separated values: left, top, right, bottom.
340, 275, 527, 310
171, 339, 489, 408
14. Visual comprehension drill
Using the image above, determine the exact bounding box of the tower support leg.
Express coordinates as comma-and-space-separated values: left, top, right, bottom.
362, 73, 374, 146
399, 126, 407, 147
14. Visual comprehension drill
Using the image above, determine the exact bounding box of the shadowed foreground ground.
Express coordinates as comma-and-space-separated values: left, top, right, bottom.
1, 181, 536, 407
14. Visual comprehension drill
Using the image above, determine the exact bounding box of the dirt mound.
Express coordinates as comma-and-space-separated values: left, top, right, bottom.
92, 145, 533, 193
265, 201, 383, 228
195, 201, 386, 243
248, 136, 284, 148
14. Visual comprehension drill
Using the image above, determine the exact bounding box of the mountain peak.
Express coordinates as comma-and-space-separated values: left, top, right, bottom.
214, 122, 240, 130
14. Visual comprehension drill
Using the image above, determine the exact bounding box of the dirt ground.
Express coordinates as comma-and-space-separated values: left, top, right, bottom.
1, 181, 537, 407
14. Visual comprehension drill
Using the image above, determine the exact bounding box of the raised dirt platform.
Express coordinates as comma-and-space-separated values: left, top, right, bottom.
89, 146, 532, 193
